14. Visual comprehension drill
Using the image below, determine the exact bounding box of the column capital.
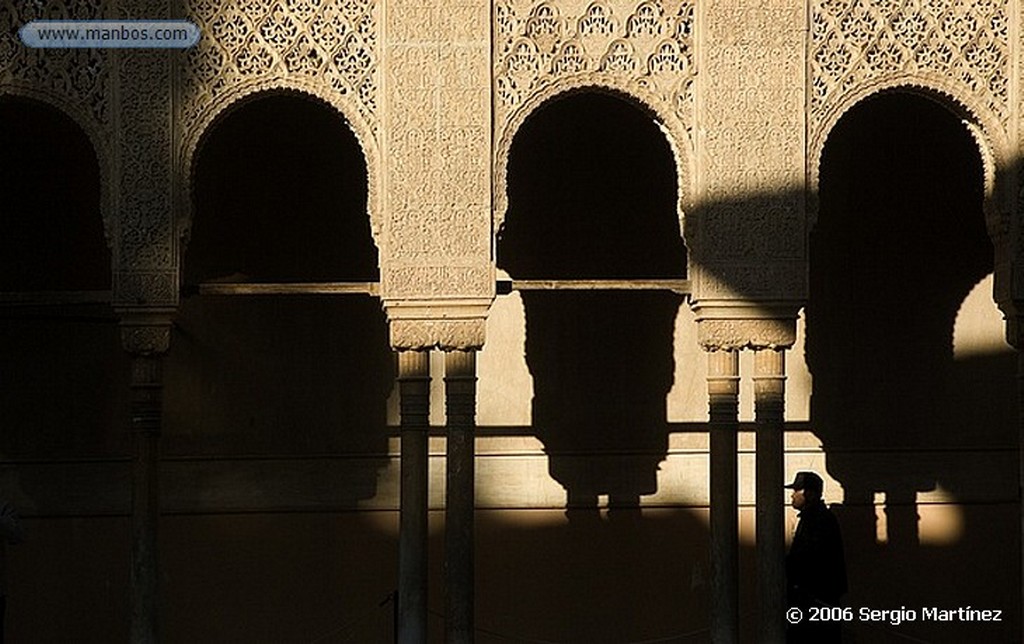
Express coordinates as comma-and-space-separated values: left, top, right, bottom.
385, 300, 491, 351
118, 309, 174, 356
692, 302, 800, 351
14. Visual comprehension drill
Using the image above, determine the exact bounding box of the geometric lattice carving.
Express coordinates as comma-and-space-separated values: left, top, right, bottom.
811, 0, 1010, 138
181, 0, 377, 137
494, 0, 694, 130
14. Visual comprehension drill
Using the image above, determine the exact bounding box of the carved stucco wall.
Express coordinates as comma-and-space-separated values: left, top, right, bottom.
492, 0, 697, 237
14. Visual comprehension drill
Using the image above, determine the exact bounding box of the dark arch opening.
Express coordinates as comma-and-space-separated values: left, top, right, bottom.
168, 93, 391, 461
497, 91, 686, 505
0, 95, 108, 291
808, 91, 1017, 637
498, 90, 685, 279
185, 92, 377, 285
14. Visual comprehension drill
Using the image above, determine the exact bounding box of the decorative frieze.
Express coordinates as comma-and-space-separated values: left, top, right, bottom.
697, 318, 797, 352
390, 318, 489, 351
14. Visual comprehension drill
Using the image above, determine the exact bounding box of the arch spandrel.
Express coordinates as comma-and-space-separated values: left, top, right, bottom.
0, 86, 115, 251
178, 79, 381, 255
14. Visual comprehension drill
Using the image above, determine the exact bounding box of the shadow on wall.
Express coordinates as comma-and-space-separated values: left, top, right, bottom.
498, 91, 686, 510
164, 94, 393, 505
807, 92, 1019, 640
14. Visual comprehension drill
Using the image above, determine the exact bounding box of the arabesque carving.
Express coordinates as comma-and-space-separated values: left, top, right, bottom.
117, 0, 176, 307
180, 0, 377, 136
0, 0, 110, 127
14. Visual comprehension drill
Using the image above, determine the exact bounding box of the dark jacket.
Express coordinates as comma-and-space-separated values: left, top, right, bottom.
786, 499, 847, 608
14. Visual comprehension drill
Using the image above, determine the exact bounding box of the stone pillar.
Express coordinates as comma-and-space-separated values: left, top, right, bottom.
708, 349, 740, 644
120, 315, 171, 644
754, 348, 786, 643
444, 350, 477, 644
397, 350, 431, 644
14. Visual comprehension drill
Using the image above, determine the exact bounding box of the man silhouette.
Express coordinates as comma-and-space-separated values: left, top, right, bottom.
785, 471, 847, 643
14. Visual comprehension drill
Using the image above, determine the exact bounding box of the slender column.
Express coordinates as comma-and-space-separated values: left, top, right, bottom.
444, 350, 477, 644
398, 350, 431, 644
754, 349, 786, 643
121, 319, 170, 644
708, 350, 740, 644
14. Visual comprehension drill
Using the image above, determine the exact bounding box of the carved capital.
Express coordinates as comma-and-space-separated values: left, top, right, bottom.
385, 299, 491, 351
693, 302, 799, 351
118, 312, 174, 356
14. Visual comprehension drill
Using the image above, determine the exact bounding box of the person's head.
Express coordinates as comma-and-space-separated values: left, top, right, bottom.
785, 471, 824, 510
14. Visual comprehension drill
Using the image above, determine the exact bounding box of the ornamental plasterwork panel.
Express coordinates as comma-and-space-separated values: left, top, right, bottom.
809, 0, 1011, 193
692, 0, 806, 306
177, 0, 380, 241
492, 0, 696, 233
0, 0, 115, 245
380, 0, 494, 350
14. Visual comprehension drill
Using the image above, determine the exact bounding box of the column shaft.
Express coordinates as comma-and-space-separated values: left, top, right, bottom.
708, 350, 740, 644
754, 349, 786, 643
129, 354, 162, 644
398, 351, 431, 644
444, 351, 476, 644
